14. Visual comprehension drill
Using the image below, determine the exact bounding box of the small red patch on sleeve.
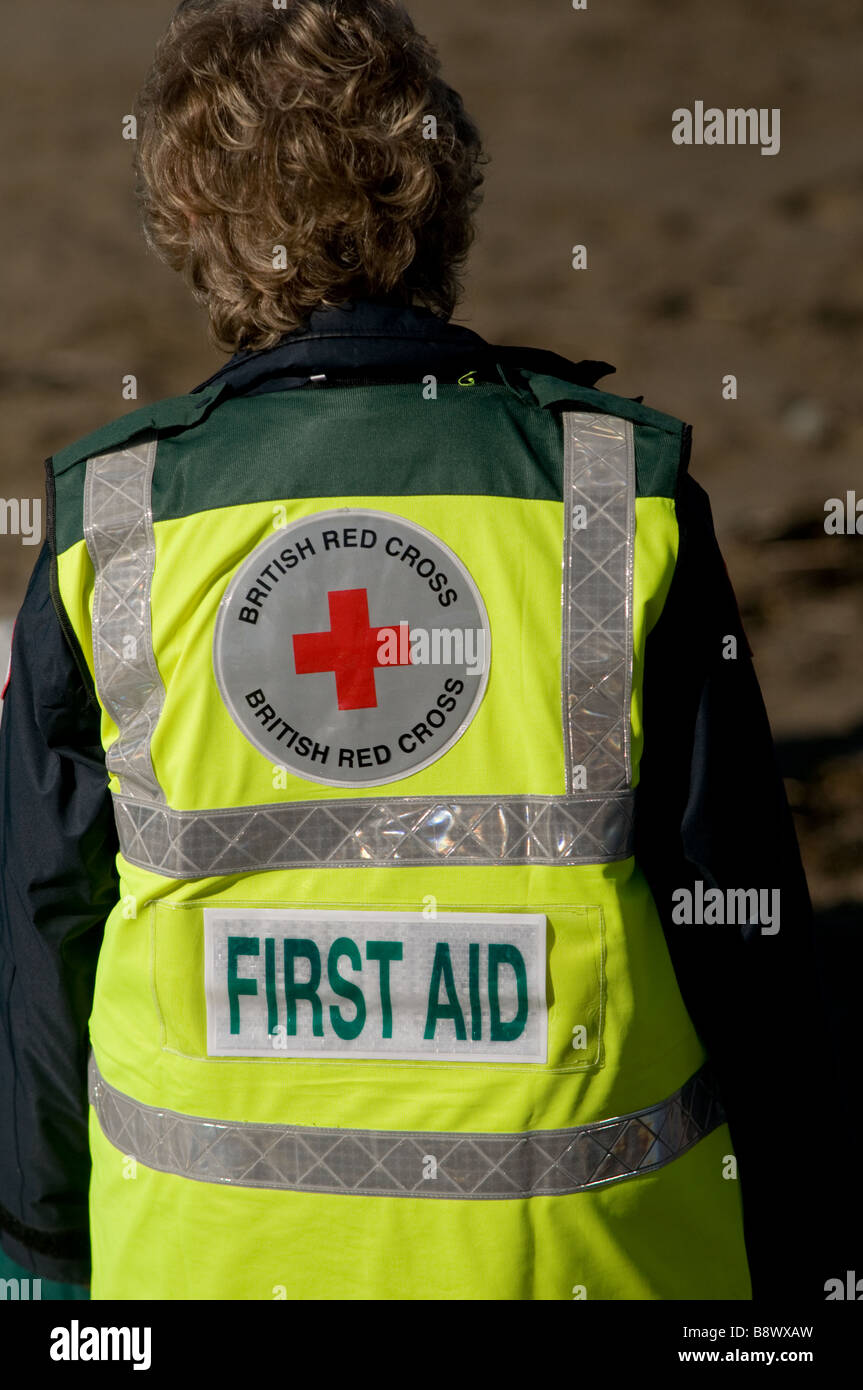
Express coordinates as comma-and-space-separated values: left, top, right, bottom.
1, 621, 15, 699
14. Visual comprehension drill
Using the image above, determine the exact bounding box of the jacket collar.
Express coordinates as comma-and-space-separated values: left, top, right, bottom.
191, 297, 614, 395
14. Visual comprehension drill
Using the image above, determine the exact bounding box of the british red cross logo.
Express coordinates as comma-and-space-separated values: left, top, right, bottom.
293, 588, 411, 711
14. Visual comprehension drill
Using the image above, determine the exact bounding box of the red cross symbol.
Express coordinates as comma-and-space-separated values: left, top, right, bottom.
293, 589, 411, 710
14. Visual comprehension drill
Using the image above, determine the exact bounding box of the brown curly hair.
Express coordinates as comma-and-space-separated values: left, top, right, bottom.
133, 0, 487, 352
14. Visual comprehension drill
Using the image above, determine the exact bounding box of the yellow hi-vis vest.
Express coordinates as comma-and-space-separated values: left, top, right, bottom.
49, 366, 752, 1300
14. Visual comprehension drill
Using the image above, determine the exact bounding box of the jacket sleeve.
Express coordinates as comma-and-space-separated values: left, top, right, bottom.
635, 469, 844, 1301
0, 541, 118, 1286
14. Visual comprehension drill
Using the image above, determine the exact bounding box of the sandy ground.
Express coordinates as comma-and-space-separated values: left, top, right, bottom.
1, 1, 860, 923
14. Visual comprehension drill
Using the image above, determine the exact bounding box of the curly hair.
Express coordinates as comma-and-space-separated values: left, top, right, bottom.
133, 0, 487, 352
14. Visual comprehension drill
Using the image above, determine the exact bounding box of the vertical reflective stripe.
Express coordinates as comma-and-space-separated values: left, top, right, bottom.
84, 438, 165, 804
561, 414, 635, 793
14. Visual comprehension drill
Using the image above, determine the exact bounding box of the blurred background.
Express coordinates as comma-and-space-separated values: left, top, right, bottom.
0, 0, 860, 1246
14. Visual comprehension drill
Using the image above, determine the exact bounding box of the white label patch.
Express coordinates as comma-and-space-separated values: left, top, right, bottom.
204, 909, 547, 1064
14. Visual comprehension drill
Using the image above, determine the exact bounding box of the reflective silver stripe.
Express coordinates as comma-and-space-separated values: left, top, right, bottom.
83, 412, 638, 873
113, 789, 635, 877
89, 1057, 723, 1199
562, 413, 635, 793
84, 438, 165, 804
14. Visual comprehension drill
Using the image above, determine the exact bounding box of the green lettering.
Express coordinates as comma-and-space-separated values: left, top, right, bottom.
488, 943, 528, 1041
468, 942, 482, 1040
283, 939, 323, 1036
264, 937, 278, 1035
328, 937, 366, 1040
424, 942, 466, 1041
227, 936, 259, 1035
366, 941, 403, 1039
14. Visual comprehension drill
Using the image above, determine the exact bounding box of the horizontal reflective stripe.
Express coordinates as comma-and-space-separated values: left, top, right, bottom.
113, 790, 635, 877
89, 1057, 723, 1199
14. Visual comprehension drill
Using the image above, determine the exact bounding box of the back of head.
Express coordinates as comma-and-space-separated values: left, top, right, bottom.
135, 0, 487, 352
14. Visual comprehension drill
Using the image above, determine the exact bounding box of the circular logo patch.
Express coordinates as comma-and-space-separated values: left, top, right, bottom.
214, 509, 491, 786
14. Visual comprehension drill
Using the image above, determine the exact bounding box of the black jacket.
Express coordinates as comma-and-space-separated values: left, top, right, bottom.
0, 299, 839, 1295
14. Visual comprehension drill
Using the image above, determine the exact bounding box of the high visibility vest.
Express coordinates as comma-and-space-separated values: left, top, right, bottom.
50, 364, 752, 1300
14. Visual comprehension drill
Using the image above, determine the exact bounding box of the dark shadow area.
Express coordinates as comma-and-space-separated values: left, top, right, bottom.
775, 725, 863, 781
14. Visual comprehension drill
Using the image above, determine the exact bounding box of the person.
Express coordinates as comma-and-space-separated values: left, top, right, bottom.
0, 0, 838, 1300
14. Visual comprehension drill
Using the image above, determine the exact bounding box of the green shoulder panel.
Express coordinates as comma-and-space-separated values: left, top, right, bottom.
48, 366, 687, 556
522, 371, 689, 500
49, 383, 226, 555
51, 383, 226, 477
